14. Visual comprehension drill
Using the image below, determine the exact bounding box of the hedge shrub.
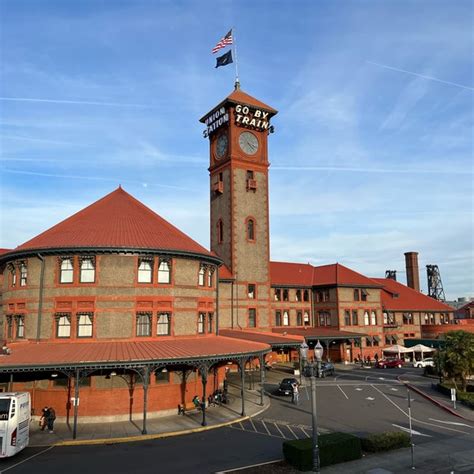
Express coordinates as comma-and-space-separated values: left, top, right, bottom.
283, 432, 362, 471
436, 383, 474, 410
361, 432, 411, 452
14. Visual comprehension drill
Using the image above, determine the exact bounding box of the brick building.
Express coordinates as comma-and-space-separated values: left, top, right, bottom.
0, 86, 456, 423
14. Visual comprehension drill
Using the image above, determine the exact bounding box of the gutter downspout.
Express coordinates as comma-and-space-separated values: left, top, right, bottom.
36, 253, 45, 342
215, 266, 219, 335
231, 280, 234, 329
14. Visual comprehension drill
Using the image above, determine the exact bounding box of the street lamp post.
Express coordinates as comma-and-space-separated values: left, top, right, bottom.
301, 340, 324, 474
299, 341, 308, 385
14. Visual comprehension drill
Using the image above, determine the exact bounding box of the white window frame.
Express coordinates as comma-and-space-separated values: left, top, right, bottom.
60, 258, 74, 284
80, 257, 95, 283
158, 259, 171, 284
56, 313, 71, 338
77, 313, 93, 338
19, 263, 27, 286
138, 259, 153, 283
157, 312, 171, 336
198, 266, 205, 286
198, 312, 205, 334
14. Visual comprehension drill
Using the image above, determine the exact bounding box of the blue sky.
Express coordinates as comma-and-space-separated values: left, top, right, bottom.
1, 0, 472, 300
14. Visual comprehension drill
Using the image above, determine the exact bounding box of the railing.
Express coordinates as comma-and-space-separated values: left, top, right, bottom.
213, 181, 224, 194
246, 179, 257, 191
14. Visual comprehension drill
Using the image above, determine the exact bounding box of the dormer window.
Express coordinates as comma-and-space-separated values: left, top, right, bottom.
60, 257, 74, 284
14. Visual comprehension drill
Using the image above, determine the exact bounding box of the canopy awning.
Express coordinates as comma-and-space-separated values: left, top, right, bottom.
409, 343, 435, 353
382, 344, 410, 354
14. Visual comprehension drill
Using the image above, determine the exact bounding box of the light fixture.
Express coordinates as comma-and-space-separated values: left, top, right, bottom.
51, 373, 58, 378
314, 340, 324, 362
161, 367, 168, 373
300, 341, 309, 360
110, 371, 117, 377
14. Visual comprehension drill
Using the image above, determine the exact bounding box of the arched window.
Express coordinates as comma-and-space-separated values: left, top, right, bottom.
217, 220, 224, 243
247, 218, 255, 241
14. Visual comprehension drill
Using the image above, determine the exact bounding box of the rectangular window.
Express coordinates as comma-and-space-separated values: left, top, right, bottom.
19, 262, 27, 286
354, 289, 360, 301
344, 310, 351, 326
248, 308, 256, 328
207, 270, 213, 288
16, 315, 25, 338
303, 290, 309, 302
60, 257, 74, 284
157, 312, 171, 335
370, 311, 377, 325
403, 313, 413, 325
80, 257, 95, 283
138, 258, 153, 283
296, 311, 303, 326
352, 310, 358, 325
283, 310, 289, 326
136, 312, 152, 336
295, 290, 301, 302
319, 311, 330, 326
9, 265, 16, 287
274, 288, 281, 301
246, 170, 254, 180
248, 284, 256, 299
158, 259, 171, 284
283, 289, 289, 302
373, 336, 380, 346
361, 289, 368, 301
275, 311, 282, 326
77, 312, 93, 338
365, 337, 373, 347
322, 290, 329, 302
208, 312, 213, 333
364, 311, 370, 325
56, 313, 71, 338
303, 311, 310, 326
198, 266, 205, 286
198, 312, 206, 334
155, 371, 170, 384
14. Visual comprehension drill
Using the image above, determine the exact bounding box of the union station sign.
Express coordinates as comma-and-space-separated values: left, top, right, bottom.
203, 103, 271, 138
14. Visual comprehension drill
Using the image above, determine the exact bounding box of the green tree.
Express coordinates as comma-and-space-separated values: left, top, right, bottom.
436, 330, 474, 392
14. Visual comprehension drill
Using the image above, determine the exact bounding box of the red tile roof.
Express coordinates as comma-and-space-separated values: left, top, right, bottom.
220, 329, 303, 345
0, 336, 270, 370
8, 188, 213, 257
0, 249, 10, 255
272, 327, 366, 339
270, 261, 314, 286
270, 261, 381, 288
200, 88, 277, 123
218, 264, 234, 280
373, 278, 454, 312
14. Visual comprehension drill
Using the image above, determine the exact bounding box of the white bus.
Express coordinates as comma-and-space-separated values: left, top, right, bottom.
0, 392, 31, 458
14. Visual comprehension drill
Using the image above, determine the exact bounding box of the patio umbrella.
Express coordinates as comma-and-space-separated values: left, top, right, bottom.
409, 344, 435, 360
382, 344, 410, 358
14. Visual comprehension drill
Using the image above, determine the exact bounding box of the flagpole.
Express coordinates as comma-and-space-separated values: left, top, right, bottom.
232, 27, 240, 89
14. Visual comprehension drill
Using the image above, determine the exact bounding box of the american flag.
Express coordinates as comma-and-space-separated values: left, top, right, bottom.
212, 30, 233, 54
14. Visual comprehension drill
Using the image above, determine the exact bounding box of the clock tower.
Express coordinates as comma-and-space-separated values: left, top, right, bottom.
200, 85, 277, 328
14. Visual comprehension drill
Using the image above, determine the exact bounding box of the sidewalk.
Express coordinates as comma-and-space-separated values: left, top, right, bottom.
30, 385, 269, 447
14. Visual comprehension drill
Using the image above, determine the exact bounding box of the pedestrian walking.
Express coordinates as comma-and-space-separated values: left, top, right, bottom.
291, 381, 299, 405
47, 406, 56, 433
39, 407, 48, 431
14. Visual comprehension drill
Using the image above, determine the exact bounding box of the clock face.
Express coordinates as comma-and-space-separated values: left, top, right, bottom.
238, 131, 259, 155
215, 134, 228, 159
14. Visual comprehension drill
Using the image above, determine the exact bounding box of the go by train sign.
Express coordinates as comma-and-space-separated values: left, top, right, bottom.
203, 103, 272, 138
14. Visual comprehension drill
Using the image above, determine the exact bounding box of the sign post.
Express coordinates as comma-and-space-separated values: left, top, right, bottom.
451, 388, 456, 410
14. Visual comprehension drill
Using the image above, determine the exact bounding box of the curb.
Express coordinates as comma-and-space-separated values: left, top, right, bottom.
51, 401, 270, 447
398, 379, 467, 420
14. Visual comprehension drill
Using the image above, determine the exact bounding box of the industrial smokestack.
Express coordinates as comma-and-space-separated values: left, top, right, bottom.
404, 252, 420, 292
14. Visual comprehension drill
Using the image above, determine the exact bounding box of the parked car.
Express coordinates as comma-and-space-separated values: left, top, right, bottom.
413, 358, 435, 368
277, 378, 298, 396
375, 358, 404, 369
319, 362, 335, 378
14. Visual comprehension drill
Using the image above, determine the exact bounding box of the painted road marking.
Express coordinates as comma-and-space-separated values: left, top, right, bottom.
286, 424, 298, 440
337, 385, 349, 399
2, 446, 55, 473
392, 423, 432, 437
249, 418, 257, 433
428, 418, 474, 428
370, 384, 470, 435
261, 420, 272, 436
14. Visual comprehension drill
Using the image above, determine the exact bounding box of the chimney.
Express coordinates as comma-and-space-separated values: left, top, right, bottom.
404, 252, 420, 292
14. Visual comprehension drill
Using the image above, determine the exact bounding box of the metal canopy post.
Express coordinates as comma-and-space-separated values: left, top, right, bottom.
199, 364, 209, 427
141, 366, 150, 435
259, 354, 265, 406
72, 368, 80, 440
240, 358, 246, 416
